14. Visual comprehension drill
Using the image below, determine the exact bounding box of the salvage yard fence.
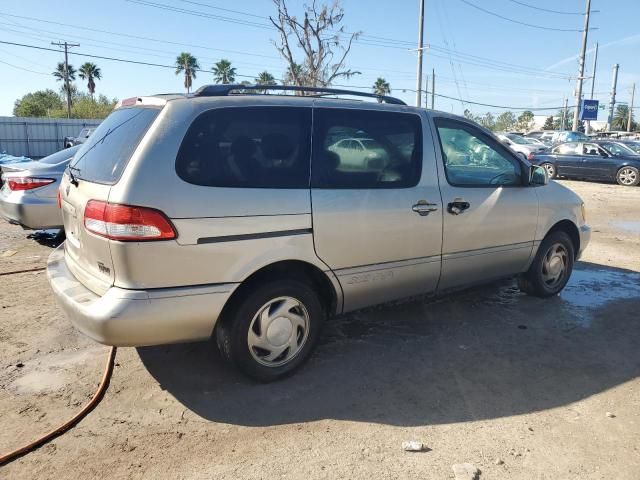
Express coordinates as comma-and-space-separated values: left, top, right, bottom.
0, 117, 103, 158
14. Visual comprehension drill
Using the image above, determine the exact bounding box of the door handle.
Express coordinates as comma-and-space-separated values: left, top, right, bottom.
447, 198, 470, 215
412, 200, 439, 216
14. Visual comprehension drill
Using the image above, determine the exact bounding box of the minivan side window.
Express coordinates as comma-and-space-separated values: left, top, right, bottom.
312, 109, 422, 189
176, 107, 311, 188
434, 118, 522, 187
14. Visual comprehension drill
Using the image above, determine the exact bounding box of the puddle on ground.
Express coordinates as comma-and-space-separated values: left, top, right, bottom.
559, 268, 640, 325
611, 221, 640, 234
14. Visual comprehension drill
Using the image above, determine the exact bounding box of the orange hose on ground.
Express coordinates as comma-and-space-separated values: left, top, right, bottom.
0, 346, 117, 466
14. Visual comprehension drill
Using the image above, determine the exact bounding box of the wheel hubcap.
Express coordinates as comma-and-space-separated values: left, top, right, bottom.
541, 243, 568, 288
247, 296, 310, 367
543, 164, 555, 177
619, 168, 637, 185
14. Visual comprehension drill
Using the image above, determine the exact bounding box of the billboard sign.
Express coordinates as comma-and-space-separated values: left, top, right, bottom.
580, 99, 599, 121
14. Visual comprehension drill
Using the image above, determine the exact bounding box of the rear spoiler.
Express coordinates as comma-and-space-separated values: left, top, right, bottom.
115, 96, 168, 109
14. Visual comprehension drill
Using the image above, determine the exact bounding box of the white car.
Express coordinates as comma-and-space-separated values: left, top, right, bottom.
497, 133, 547, 160
328, 137, 389, 170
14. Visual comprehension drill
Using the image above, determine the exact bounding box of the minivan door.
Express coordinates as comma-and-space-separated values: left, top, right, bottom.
431, 117, 538, 291
310, 105, 443, 312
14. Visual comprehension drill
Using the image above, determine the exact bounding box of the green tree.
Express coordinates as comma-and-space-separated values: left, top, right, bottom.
612, 105, 633, 131
542, 115, 554, 130
212, 59, 236, 84
53, 62, 76, 98
516, 110, 535, 132
495, 112, 516, 132
284, 63, 304, 86
372, 77, 390, 102
78, 62, 101, 96
13, 89, 64, 117
49, 93, 117, 119
479, 112, 496, 131
553, 109, 573, 131
175, 52, 200, 93
255, 71, 277, 93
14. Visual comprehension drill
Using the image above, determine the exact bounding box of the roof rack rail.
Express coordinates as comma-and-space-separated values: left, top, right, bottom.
193, 84, 406, 105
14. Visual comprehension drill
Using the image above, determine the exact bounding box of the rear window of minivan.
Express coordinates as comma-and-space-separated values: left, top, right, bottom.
70, 107, 159, 184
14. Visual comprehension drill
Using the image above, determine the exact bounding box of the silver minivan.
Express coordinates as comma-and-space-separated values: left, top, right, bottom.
47, 86, 590, 381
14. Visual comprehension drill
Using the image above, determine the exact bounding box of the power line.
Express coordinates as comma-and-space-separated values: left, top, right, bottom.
0, 58, 49, 75
507, 0, 585, 15
459, 0, 584, 32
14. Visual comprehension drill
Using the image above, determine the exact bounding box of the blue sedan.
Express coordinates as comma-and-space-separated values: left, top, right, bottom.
529, 140, 640, 186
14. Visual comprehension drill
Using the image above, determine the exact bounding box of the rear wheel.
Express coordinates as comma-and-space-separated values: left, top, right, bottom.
518, 230, 574, 297
541, 162, 556, 179
216, 279, 325, 382
616, 166, 639, 186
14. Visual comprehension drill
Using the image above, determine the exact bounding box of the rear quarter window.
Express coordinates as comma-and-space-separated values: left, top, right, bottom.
175, 106, 312, 188
70, 107, 160, 184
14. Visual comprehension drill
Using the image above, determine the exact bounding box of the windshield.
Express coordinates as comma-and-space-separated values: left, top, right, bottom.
70, 107, 160, 184
600, 142, 637, 156
38, 145, 81, 165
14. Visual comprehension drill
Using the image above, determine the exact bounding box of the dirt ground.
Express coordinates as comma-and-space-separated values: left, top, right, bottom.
1, 180, 639, 480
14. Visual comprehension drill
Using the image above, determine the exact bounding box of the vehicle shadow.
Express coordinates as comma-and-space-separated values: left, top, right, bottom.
137, 261, 640, 427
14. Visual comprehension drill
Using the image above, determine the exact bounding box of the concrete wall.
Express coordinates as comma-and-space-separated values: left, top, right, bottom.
0, 117, 103, 158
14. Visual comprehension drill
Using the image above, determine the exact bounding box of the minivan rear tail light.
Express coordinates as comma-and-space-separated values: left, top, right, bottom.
84, 200, 176, 241
7, 177, 55, 191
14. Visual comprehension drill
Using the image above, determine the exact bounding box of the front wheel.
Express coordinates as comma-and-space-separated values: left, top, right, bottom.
518, 231, 574, 297
216, 279, 325, 382
541, 162, 556, 179
616, 166, 640, 186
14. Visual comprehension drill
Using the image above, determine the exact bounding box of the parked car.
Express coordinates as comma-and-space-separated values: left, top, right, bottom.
496, 132, 547, 160
327, 137, 389, 170
64, 127, 95, 148
619, 140, 640, 154
0, 145, 81, 230
529, 141, 640, 186
47, 85, 590, 381
551, 130, 589, 145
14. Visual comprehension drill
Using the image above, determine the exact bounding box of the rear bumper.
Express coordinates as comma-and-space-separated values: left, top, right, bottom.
47, 246, 238, 346
0, 190, 62, 229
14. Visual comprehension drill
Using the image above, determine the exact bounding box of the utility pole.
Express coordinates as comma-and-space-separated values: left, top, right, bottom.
51, 41, 80, 119
415, 0, 425, 107
572, 0, 591, 132
586, 42, 598, 134
628, 83, 636, 132
424, 76, 429, 108
561, 98, 569, 130
431, 68, 435, 109
607, 63, 619, 131
589, 42, 598, 99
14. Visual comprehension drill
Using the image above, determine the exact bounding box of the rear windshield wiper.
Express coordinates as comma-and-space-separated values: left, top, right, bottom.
67, 165, 81, 186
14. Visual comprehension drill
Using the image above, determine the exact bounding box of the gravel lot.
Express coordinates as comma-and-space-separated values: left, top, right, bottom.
1, 180, 639, 479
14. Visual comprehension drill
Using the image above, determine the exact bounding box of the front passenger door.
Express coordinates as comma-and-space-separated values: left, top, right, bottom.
432, 118, 538, 291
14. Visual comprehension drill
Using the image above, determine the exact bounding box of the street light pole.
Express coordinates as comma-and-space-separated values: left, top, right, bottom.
585, 41, 598, 134
628, 83, 636, 132
572, 0, 591, 132
607, 64, 619, 131
415, 0, 425, 107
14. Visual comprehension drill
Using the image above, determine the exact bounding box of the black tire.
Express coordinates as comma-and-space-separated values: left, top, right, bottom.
616, 166, 640, 186
518, 230, 574, 298
541, 162, 556, 179
216, 279, 325, 382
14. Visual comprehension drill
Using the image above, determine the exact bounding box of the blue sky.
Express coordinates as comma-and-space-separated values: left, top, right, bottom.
0, 0, 638, 119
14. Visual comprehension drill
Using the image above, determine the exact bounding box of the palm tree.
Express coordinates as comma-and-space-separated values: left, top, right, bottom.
255, 71, 277, 93
212, 59, 236, 84
284, 63, 304, 86
612, 105, 632, 131
53, 62, 76, 97
175, 52, 200, 93
78, 62, 101, 97
372, 77, 391, 102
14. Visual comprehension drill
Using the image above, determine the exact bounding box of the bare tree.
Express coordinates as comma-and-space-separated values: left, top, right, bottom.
269, 0, 360, 89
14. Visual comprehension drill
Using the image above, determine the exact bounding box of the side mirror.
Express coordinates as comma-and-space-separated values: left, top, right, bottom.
529, 165, 548, 186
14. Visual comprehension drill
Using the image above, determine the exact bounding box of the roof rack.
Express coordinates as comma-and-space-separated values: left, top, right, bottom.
192, 84, 406, 105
